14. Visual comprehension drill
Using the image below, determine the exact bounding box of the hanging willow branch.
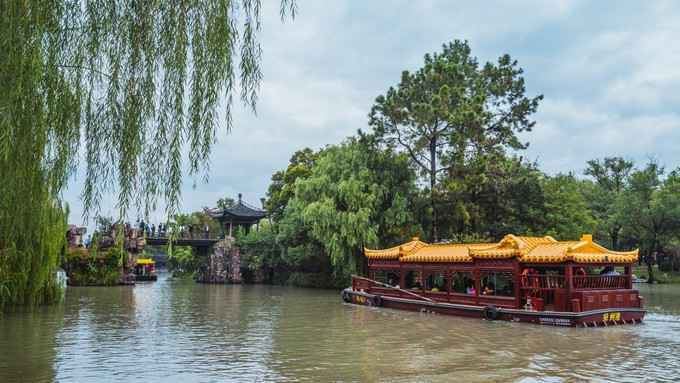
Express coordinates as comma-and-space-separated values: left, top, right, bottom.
0, 0, 295, 308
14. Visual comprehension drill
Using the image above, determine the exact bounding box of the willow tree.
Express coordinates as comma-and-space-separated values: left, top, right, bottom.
369, 40, 542, 241
289, 136, 419, 282
0, 0, 295, 308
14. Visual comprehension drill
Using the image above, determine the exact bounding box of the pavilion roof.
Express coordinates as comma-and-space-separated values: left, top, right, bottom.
208, 194, 267, 221
365, 234, 638, 264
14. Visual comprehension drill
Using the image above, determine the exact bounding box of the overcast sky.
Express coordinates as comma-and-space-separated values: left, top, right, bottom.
64, 0, 680, 226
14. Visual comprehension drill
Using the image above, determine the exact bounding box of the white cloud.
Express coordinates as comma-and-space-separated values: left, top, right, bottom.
63, 0, 680, 228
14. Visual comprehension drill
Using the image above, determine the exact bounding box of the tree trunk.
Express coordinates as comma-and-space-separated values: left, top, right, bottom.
646, 258, 655, 284
646, 241, 657, 284
429, 137, 438, 242
610, 227, 619, 250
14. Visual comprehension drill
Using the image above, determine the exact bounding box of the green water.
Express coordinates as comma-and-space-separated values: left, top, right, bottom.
1, 274, 679, 382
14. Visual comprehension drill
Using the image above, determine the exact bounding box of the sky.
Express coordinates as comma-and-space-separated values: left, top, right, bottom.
64, 0, 680, 227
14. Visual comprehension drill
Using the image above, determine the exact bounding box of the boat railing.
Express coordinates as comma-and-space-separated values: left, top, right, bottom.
519, 274, 565, 291
573, 275, 630, 289
351, 275, 434, 302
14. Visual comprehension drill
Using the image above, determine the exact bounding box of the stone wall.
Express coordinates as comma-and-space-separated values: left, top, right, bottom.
196, 238, 242, 284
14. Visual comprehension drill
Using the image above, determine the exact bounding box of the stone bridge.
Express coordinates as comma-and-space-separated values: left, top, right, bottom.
144, 236, 241, 284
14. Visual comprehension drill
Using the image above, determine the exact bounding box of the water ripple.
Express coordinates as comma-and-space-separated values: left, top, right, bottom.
1, 277, 679, 382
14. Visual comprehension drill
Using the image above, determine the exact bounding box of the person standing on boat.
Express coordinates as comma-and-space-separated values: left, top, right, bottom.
466, 281, 476, 295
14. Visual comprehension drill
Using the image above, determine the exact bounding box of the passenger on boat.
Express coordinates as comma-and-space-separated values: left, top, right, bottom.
482, 282, 495, 296
600, 266, 620, 276
466, 283, 476, 295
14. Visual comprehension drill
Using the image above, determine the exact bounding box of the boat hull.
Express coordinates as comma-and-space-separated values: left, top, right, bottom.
342, 288, 645, 327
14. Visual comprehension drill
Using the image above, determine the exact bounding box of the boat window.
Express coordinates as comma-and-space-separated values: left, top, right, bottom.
371, 270, 400, 286
451, 271, 475, 294
480, 271, 514, 297
404, 270, 423, 290
425, 272, 448, 292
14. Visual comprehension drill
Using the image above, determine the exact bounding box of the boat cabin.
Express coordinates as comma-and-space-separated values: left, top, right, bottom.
358, 234, 641, 313
134, 258, 158, 281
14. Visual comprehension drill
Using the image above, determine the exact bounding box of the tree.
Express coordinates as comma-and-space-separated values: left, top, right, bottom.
540, 174, 597, 240
584, 157, 634, 249
171, 211, 220, 236
1, 0, 295, 307
216, 197, 236, 210
288, 137, 419, 281
441, 153, 545, 239
369, 40, 542, 241
617, 162, 680, 283
265, 148, 319, 222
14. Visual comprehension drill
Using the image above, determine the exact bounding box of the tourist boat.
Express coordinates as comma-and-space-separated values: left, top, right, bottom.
134, 258, 158, 282
342, 234, 645, 327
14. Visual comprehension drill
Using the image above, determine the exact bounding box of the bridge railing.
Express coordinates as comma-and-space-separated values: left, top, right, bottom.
145, 231, 225, 240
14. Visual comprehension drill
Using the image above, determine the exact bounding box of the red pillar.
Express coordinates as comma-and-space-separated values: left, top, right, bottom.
565, 263, 573, 307
625, 264, 632, 289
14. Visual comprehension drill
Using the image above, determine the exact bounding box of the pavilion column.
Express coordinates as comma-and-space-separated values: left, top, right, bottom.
229, 221, 233, 237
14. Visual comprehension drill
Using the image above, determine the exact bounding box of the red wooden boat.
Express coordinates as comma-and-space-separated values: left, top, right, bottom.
342, 234, 645, 327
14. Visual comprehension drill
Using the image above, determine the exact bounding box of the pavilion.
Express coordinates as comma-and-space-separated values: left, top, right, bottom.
208, 193, 267, 237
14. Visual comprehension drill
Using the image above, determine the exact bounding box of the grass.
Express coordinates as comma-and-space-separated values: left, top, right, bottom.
632, 264, 680, 284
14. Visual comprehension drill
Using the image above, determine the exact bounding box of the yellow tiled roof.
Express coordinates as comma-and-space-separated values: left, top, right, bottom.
400, 243, 492, 263
364, 237, 427, 260
519, 242, 578, 263
364, 234, 639, 264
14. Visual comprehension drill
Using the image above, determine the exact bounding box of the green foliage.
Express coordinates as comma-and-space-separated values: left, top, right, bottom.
440, 153, 545, 239
0, 196, 67, 309
63, 248, 121, 286
167, 246, 198, 277
369, 39, 543, 240
583, 157, 634, 249
540, 174, 597, 240
216, 197, 236, 210
171, 210, 221, 235
285, 272, 338, 289
1, 0, 294, 307
288, 136, 419, 281
265, 148, 319, 222
237, 222, 281, 272
618, 162, 671, 252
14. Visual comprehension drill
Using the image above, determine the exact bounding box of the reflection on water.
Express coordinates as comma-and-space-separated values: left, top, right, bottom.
1, 274, 680, 382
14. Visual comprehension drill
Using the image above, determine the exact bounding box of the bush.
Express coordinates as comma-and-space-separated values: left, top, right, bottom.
63, 248, 122, 286
286, 272, 345, 289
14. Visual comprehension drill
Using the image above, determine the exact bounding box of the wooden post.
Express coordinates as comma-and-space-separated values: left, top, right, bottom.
399, 265, 405, 289
229, 220, 233, 237
513, 260, 521, 309
565, 263, 573, 311
625, 264, 632, 289
446, 269, 452, 295
473, 265, 481, 305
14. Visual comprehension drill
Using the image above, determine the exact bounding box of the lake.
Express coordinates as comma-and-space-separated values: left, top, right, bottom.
1, 274, 679, 382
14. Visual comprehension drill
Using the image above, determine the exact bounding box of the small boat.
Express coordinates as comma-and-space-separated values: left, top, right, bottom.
342, 234, 645, 327
134, 258, 158, 282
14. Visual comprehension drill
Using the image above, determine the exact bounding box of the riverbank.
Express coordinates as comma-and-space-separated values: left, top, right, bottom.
633, 264, 680, 284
